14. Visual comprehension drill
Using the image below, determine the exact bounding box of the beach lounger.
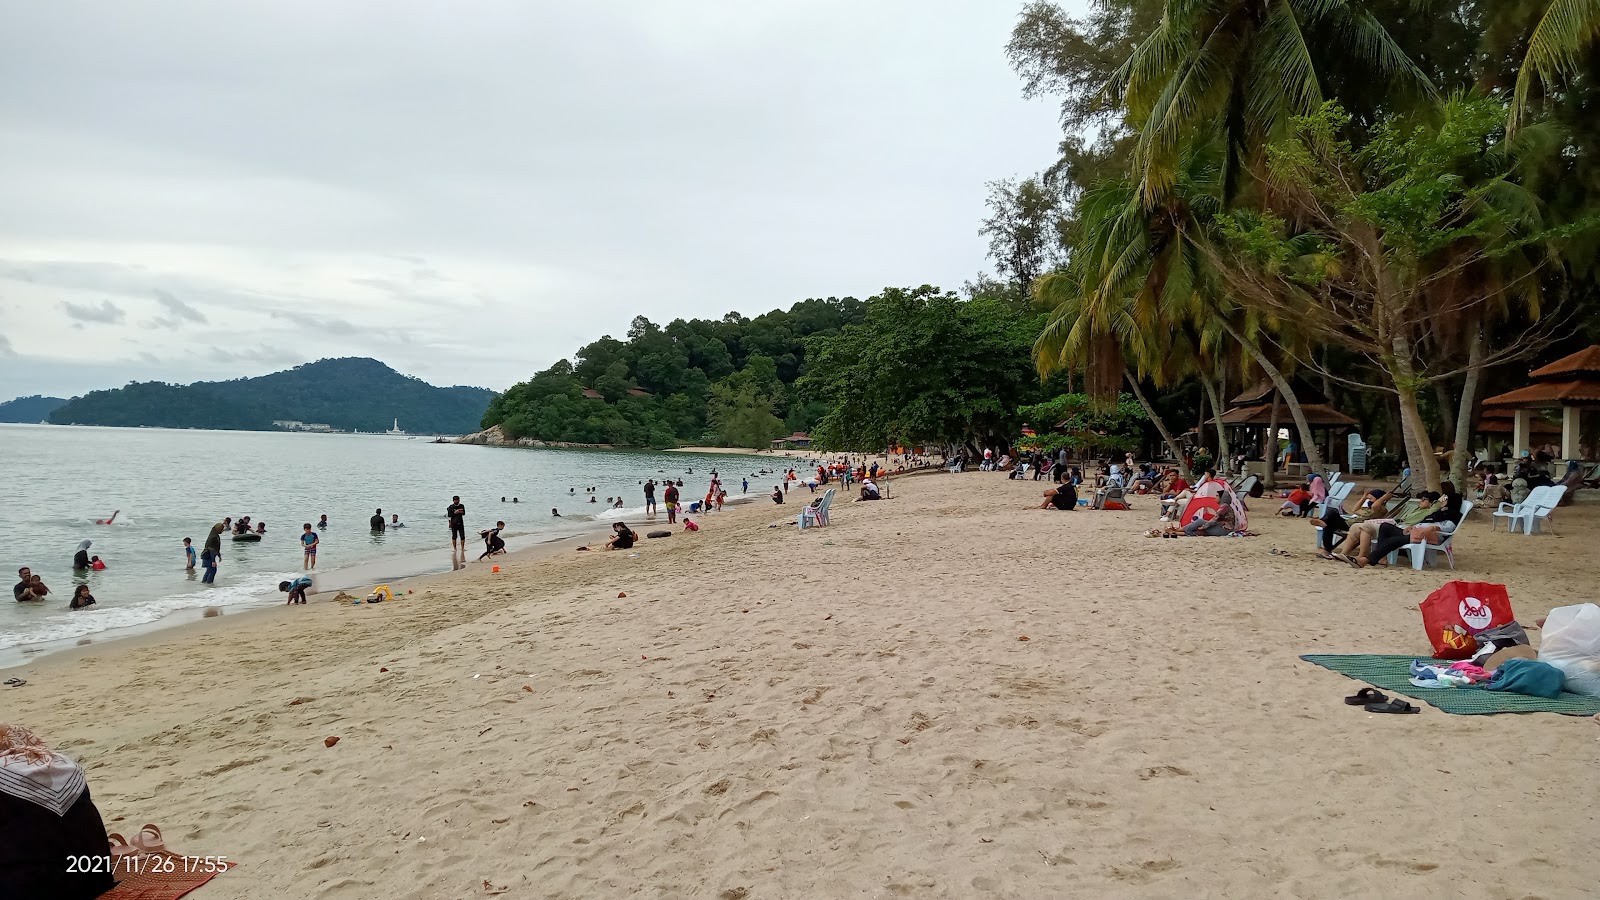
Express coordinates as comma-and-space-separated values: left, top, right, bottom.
1491, 485, 1565, 534
1391, 500, 1475, 570
798, 489, 835, 529
1236, 474, 1261, 498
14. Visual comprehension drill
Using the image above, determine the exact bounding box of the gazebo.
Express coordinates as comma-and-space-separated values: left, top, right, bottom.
1480, 345, 1600, 462
1212, 380, 1361, 476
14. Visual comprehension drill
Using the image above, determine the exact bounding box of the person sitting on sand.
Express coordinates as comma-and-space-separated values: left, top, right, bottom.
605, 522, 639, 550
1278, 484, 1314, 516
72, 540, 92, 570
0, 723, 118, 899
1478, 474, 1509, 507
478, 522, 507, 560
1183, 492, 1238, 536
1556, 460, 1584, 505
279, 575, 313, 604
1036, 483, 1077, 510
772, 486, 784, 504
858, 480, 881, 501
69, 585, 96, 610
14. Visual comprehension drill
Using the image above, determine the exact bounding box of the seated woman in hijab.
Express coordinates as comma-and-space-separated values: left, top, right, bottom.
0, 724, 116, 899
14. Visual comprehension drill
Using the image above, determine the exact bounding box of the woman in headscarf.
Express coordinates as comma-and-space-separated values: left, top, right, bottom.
72, 540, 92, 570
0, 724, 116, 898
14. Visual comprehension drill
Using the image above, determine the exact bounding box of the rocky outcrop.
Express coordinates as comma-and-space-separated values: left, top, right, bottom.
454, 425, 612, 450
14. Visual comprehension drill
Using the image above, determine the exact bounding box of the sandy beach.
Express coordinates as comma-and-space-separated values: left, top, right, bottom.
7, 472, 1598, 899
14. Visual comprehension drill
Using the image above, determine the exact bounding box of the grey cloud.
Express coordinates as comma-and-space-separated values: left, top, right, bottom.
60, 299, 125, 324
0, 334, 13, 357
153, 289, 208, 324
0, 2, 1059, 399
205, 345, 302, 366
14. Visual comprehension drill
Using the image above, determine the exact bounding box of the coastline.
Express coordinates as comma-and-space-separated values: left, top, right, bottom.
8, 474, 1597, 897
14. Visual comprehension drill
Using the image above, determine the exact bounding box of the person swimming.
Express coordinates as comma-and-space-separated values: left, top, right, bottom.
94, 510, 119, 525
551, 508, 562, 517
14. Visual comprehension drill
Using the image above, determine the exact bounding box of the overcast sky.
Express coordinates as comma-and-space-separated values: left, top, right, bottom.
0, 1, 1067, 399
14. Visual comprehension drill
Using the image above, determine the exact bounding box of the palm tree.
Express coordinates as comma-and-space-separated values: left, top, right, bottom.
1107, 0, 1432, 203
1509, 0, 1600, 133
1034, 141, 1332, 475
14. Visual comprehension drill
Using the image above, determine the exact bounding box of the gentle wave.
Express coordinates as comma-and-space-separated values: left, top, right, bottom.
0, 571, 294, 651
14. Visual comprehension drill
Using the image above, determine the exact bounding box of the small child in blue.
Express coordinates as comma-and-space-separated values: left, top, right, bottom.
279, 575, 313, 604
183, 537, 196, 572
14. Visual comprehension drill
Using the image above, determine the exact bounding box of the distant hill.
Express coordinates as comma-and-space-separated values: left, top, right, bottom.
48, 358, 495, 434
0, 395, 68, 423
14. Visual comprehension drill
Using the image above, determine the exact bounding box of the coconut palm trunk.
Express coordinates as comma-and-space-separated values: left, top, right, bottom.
1124, 367, 1189, 480
1219, 320, 1325, 471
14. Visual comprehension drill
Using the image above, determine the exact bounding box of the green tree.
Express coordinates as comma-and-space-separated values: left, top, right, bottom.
800, 286, 1042, 451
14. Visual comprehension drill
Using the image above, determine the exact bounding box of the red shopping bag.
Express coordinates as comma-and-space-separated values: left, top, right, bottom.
1420, 581, 1514, 659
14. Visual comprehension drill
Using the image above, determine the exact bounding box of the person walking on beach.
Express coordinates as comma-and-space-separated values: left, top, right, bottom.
446, 496, 467, 553
644, 479, 657, 515
301, 523, 319, 570
183, 537, 196, 572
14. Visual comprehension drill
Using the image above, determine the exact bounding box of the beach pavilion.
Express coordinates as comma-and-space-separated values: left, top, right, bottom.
1480, 344, 1600, 463
1212, 380, 1361, 478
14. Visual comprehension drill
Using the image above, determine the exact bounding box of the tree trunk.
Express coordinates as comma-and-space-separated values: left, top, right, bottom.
1432, 379, 1456, 447
1449, 327, 1484, 490
1124, 367, 1189, 480
1199, 373, 1231, 471
1389, 335, 1441, 491
1264, 391, 1281, 490
1220, 320, 1325, 471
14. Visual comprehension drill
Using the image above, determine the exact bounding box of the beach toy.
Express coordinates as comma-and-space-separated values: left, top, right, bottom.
492, 565, 500, 573
367, 585, 392, 603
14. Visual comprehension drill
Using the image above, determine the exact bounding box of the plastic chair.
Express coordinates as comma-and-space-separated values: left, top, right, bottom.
1393, 500, 1475, 570
798, 489, 835, 529
1492, 485, 1565, 534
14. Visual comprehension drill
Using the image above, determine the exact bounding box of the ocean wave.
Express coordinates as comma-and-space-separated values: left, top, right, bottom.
0, 571, 294, 651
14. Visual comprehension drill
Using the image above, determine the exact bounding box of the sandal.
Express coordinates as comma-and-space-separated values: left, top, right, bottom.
1364, 699, 1420, 714
107, 833, 138, 859
3, 677, 24, 687
131, 824, 166, 854
1344, 688, 1387, 706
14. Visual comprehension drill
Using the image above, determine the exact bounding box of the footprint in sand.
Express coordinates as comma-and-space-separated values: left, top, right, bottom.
1137, 765, 1193, 780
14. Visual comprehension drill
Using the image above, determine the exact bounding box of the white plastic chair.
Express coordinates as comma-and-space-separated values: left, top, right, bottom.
1393, 500, 1474, 570
1492, 485, 1565, 534
798, 489, 835, 529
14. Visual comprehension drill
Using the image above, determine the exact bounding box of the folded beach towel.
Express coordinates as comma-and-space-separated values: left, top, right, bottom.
1486, 658, 1564, 699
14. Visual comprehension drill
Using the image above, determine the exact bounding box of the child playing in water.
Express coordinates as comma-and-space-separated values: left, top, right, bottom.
301, 523, 319, 570
183, 537, 196, 572
279, 575, 313, 604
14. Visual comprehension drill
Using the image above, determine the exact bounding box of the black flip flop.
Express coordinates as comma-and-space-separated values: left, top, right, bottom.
1344, 688, 1387, 706
1364, 699, 1420, 714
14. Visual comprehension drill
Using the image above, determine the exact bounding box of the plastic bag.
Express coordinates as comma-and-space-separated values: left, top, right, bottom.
1537, 603, 1600, 696
1420, 582, 1515, 660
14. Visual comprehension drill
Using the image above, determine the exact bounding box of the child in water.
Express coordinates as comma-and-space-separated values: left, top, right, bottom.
183, 537, 196, 572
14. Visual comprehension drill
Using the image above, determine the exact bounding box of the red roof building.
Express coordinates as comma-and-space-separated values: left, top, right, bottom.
1481, 345, 1600, 460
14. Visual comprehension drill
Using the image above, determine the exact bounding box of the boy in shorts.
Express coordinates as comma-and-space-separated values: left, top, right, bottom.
301, 523, 319, 569
279, 575, 313, 604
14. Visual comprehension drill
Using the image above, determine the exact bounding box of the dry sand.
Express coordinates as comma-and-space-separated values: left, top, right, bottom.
7, 472, 1599, 899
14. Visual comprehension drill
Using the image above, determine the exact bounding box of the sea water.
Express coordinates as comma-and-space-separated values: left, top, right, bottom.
0, 425, 789, 659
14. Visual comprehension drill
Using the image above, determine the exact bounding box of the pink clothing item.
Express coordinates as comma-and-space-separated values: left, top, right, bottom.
1309, 475, 1328, 503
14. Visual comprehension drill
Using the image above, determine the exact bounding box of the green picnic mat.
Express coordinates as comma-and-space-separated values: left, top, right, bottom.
1300, 654, 1600, 716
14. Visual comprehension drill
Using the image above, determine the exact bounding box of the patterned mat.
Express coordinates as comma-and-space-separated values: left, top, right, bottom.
1300, 654, 1600, 716
105, 851, 235, 900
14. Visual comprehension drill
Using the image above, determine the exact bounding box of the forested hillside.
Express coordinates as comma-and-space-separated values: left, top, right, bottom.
480, 298, 866, 448
0, 395, 68, 423
49, 358, 493, 434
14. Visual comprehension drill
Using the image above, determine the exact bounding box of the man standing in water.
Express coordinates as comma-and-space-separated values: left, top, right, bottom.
370, 508, 386, 532
644, 479, 657, 516
446, 495, 467, 553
